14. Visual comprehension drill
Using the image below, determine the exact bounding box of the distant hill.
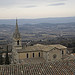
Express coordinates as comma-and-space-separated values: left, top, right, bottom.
0, 22, 75, 41
0, 17, 75, 25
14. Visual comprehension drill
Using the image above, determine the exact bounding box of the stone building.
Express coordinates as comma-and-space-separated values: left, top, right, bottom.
12, 19, 67, 64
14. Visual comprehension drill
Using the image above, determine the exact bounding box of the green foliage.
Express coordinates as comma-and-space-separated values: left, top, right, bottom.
5, 46, 10, 65
0, 53, 3, 65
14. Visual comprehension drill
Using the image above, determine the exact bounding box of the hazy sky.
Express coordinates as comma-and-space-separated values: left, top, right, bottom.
0, 0, 75, 19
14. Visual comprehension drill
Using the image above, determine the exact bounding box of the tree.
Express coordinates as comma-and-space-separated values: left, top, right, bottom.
0, 53, 3, 65
5, 45, 10, 65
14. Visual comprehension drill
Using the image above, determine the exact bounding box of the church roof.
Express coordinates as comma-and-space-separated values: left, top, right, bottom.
17, 44, 67, 52
13, 19, 21, 39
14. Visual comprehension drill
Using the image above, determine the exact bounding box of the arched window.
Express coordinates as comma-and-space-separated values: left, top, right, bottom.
62, 50, 64, 54
27, 53, 28, 58
17, 40, 19, 45
33, 53, 34, 58
39, 52, 40, 57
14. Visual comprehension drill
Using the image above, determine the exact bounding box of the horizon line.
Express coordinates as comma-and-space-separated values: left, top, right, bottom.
0, 16, 75, 20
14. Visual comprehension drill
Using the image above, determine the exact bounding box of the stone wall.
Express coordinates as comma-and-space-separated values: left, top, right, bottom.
18, 51, 43, 59
47, 49, 62, 62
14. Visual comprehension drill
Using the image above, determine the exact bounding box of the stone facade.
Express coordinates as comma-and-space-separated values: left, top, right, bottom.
18, 51, 43, 60
18, 44, 67, 62
12, 19, 22, 64
11, 49, 19, 64
47, 48, 62, 62
13, 19, 22, 50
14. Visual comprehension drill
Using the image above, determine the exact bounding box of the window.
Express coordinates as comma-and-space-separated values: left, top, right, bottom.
27, 53, 28, 58
62, 50, 64, 54
17, 40, 19, 45
39, 52, 40, 57
53, 54, 57, 59
33, 53, 34, 57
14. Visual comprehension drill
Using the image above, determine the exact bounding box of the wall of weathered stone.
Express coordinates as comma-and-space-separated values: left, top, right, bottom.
43, 52, 47, 60
18, 51, 43, 59
47, 49, 62, 62
62, 48, 67, 55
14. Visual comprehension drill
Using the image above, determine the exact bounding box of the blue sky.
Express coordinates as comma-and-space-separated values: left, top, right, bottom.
0, 0, 75, 19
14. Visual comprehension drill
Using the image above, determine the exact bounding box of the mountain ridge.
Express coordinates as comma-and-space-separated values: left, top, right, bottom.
0, 17, 75, 25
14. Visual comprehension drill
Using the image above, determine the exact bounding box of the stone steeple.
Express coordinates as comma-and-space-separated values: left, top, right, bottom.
11, 19, 22, 64
13, 19, 21, 40
13, 19, 22, 49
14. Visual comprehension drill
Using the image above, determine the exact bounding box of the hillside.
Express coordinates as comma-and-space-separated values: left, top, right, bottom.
0, 22, 75, 41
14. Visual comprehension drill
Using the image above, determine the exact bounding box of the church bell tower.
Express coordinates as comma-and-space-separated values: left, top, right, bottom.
13, 19, 22, 49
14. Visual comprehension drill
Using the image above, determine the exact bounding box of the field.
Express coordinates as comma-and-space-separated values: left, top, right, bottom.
0, 22, 75, 41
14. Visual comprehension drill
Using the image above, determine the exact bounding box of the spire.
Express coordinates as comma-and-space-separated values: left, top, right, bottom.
13, 19, 21, 39
15, 18, 19, 33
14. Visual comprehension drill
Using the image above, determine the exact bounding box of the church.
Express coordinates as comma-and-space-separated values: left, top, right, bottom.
11, 19, 67, 64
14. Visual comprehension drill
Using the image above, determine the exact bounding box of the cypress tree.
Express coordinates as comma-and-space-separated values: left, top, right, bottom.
0, 53, 3, 65
5, 45, 10, 65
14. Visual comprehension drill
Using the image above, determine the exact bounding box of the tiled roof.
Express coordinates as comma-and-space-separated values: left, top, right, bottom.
20, 57, 46, 64
0, 60, 75, 75
17, 44, 67, 52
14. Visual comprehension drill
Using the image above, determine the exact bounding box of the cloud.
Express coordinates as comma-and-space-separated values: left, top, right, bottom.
21, 5, 37, 8
0, 0, 67, 8
48, 3, 65, 6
